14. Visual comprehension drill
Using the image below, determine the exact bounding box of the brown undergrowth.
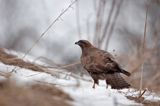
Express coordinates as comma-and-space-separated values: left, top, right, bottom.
0, 48, 46, 73
0, 80, 72, 106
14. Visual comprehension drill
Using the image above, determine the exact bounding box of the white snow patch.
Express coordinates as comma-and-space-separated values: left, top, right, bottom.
62, 80, 141, 106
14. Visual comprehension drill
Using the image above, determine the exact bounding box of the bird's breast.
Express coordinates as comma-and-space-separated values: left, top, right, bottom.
81, 55, 90, 67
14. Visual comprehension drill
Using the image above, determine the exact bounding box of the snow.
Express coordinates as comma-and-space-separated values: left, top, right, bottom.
62, 81, 140, 106
0, 53, 159, 106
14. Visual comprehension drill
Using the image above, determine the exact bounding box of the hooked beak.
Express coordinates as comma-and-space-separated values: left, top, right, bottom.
75, 42, 78, 45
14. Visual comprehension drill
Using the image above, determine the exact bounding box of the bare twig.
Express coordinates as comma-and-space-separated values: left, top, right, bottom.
33, 56, 61, 67
92, 0, 97, 12
41, 61, 81, 69
94, 0, 106, 47
34, 80, 80, 88
86, 14, 92, 41
100, 0, 116, 46
138, 89, 147, 98
76, 0, 81, 38
104, 0, 123, 50
139, 1, 150, 95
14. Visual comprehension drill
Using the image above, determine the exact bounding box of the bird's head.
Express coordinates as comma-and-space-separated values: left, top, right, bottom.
75, 40, 93, 49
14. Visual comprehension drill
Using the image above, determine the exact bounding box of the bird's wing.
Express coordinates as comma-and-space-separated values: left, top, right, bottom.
82, 49, 123, 74
98, 50, 131, 76
88, 50, 121, 73
105, 73, 130, 89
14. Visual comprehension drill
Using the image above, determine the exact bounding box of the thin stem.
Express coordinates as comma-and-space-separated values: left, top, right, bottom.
100, 0, 116, 46
139, 1, 150, 95
76, 0, 81, 39
105, 0, 123, 50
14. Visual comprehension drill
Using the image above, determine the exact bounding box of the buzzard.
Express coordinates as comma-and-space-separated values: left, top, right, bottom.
75, 40, 131, 89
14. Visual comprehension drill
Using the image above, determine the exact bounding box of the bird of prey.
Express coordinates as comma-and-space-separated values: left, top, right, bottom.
75, 40, 131, 89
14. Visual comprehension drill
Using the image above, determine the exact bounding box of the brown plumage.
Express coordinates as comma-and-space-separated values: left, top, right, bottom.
75, 40, 131, 89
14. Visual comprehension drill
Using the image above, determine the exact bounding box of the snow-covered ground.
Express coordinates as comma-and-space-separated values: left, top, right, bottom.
0, 62, 139, 106
62, 81, 140, 106
0, 52, 159, 106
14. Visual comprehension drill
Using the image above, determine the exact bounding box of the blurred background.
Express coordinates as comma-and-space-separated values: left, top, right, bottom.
0, 0, 160, 92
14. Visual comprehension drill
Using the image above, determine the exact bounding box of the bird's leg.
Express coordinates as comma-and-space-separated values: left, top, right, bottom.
106, 80, 108, 89
92, 82, 96, 89
92, 79, 99, 89
106, 84, 108, 89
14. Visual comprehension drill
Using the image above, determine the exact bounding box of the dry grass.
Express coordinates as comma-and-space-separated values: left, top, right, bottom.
0, 80, 72, 106
0, 48, 46, 72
